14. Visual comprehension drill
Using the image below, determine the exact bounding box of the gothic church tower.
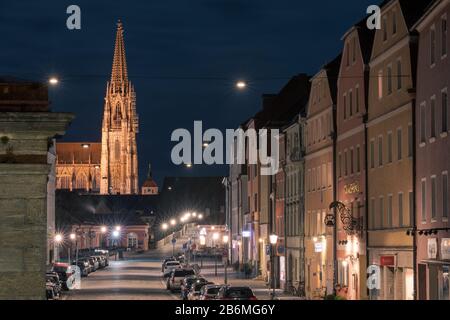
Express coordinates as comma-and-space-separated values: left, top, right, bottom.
100, 21, 139, 195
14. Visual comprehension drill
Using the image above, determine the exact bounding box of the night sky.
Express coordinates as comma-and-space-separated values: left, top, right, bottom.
1, 0, 375, 186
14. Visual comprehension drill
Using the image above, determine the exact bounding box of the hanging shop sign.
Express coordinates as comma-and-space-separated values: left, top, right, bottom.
427, 238, 438, 259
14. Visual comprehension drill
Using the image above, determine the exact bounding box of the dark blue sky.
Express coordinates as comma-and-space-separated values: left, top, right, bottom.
1, 0, 375, 186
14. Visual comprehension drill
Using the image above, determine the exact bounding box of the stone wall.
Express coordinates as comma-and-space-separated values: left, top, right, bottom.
0, 112, 73, 299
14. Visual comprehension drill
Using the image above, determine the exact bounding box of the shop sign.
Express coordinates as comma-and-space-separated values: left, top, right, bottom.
344, 183, 360, 195
428, 238, 438, 259
380, 256, 395, 266
441, 239, 450, 260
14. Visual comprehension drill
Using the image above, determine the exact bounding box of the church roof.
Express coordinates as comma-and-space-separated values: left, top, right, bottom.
56, 142, 101, 164
111, 20, 128, 87
142, 179, 158, 188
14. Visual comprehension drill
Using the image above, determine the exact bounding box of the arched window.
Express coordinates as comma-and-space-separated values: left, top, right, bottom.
114, 103, 122, 120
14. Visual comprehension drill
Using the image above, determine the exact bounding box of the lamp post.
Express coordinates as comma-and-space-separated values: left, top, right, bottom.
112, 230, 120, 260
69, 233, 76, 265
223, 235, 229, 284
213, 232, 219, 276
269, 234, 278, 300
54, 233, 63, 262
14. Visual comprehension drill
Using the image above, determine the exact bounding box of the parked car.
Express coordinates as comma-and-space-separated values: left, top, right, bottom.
199, 284, 223, 300
216, 286, 257, 300
45, 272, 62, 299
51, 263, 77, 290
92, 255, 106, 268
166, 268, 196, 291
77, 258, 93, 274
188, 281, 214, 300
161, 257, 176, 272
88, 257, 99, 271
163, 260, 181, 273
92, 256, 104, 269
72, 260, 91, 277
180, 276, 208, 300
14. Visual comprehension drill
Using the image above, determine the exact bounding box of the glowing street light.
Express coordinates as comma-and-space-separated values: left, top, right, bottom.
161, 223, 169, 231
81, 143, 90, 149
49, 77, 59, 86
115, 226, 121, 232
223, 235, 229, 244
54, 234, 63, 243
170, 219, 176, 226
236, 81, 247, 90
198, 214, 203, 220
192, 212, 197, 218
269, 234, 278, 245
213, 232, 219, 241
112, 230, 120, 238
186, 163, 192, 168
69, 233, 76, 241
100, 226, 107, 234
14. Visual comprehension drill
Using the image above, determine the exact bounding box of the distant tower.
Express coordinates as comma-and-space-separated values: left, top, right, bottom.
141, 164, 158, 195
100, 20, 139, 195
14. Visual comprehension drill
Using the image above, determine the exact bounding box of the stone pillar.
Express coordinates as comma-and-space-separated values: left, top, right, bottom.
0, 112, 74, 300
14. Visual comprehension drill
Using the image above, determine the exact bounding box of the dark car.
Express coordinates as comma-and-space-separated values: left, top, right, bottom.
216, 286, 257, 300
92, 255, 106, 268
180, 276, 208, 300
199, 284, 223, 300
188, 281, 214, 300
88, 257, 99, 271
46, 272, 62, 299
91, 256, 104, 269
51, 263, 77, 290
166, 268, 196, 291
72, 260, 91, 276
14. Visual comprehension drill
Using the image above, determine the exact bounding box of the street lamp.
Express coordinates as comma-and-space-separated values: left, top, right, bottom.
170, 219, 176, 226
112, 230, 120, 260
161, 223, 169, 231
54, 234, 63, 263
49, 77, 59, 86
269, 234, 278, 300
100, 226, 107, 234
198, 214, 203, 220
212, 232, 220, 276
115, 225, 121, 232
192, 212, 197, 218
236, 81, 247, 90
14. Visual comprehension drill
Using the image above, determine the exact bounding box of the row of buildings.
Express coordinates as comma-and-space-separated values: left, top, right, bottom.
224, 0, 450, 300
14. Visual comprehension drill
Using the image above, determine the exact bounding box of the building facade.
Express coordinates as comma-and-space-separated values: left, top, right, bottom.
284, 117, 306, 291
414, 0, 450, 301
305, 56, 340, 299
335, 20, 374, 300
366, 0, 432, 300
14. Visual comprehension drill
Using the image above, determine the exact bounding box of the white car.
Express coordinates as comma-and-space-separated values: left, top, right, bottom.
163, 261, 181, 273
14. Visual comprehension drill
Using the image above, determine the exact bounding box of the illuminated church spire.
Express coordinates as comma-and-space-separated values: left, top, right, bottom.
111, 20, 128, 87
100, 20, 139, 195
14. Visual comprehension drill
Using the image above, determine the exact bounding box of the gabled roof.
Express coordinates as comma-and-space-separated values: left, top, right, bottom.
323, 54, 342, 105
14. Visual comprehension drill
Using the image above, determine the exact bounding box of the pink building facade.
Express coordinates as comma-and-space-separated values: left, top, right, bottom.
414, 0, 450, 301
